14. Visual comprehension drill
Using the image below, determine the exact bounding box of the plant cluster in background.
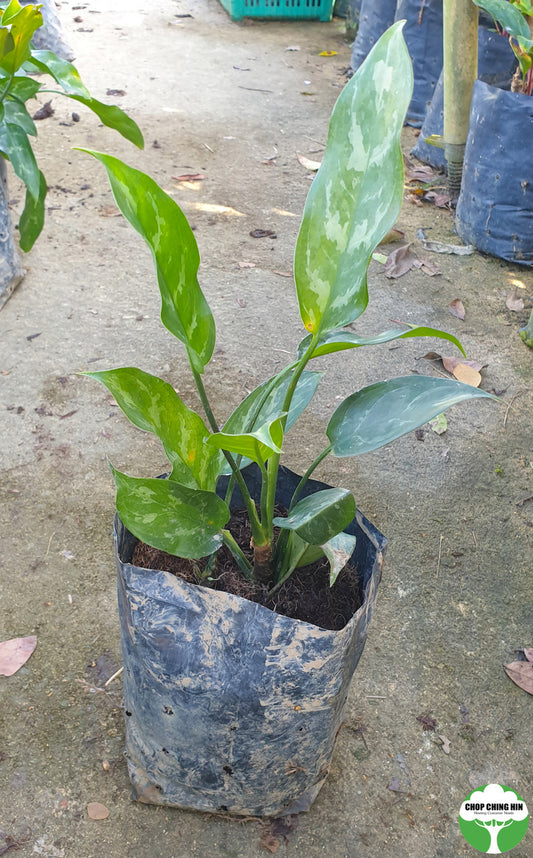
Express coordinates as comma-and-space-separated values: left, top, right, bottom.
0, 0, 143, 250
474, 0, 533, 93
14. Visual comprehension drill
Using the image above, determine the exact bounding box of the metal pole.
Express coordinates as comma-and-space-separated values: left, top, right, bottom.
443, 0, 479, 196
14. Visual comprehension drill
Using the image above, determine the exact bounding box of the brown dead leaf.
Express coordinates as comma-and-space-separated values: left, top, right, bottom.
449, 299, 466, 320
442, 356, 484, 373
172, 173, 206, 183
237, 261, 256, 269
405, 164, 439, 182
87, 802, 110, 820
423, 191, 452, 208
378, 227, 405, 245
406, 192, 423, 206
412, 258, 441, 276
439, 735, 451, 755
296, 153, 321, 171
250, 229, 276, 239
523, 648, 533, 662
505, 292, 525, 312
260, 830, 279, 853
106, 89, 126, 96
33, 101, 54, 120
452, 363, 482, 387
384, 244, 416, 279
98, 206, 120, 218
504, 661, 533, 695
0, 636, 37, 676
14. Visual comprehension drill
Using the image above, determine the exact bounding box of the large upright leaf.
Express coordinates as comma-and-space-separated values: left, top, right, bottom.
86, 368, 222, 490
298, 325, 466, 360
327, 376, 499, 457
111, 467, 229, 559
294, 22, 413, 336
80, 151, 215, 374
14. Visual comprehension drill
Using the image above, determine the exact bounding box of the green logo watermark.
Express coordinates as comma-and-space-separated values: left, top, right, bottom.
458, 784, 529, 854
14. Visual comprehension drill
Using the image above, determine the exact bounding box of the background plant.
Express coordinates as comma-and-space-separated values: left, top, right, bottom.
474, 0, 533, 94
84, 23, 497, 593
0, 0, 143, 251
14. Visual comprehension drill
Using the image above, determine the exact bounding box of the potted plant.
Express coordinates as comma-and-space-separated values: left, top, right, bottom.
0, 0, 144, 307
83, 23, 497, 817
455, 0, 533, 263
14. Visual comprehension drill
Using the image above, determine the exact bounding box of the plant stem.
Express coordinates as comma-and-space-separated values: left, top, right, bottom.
190, 365, 264, 544
263, 332, 321, 541
221, 530, 253, 578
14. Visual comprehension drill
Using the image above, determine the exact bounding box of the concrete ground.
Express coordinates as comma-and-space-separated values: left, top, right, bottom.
1, 0, 531, 855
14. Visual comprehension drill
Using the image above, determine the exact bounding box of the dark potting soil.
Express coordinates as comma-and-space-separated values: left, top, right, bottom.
131, 509, 362, 631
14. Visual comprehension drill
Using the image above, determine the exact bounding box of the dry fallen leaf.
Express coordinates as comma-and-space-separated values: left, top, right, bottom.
523, 648, 533, 662
296, 153, 321, 171
449, 298, 466, 320
172, 173, 206, 183
439, 735, 451, 755
378, 227, 405, 245
87, 802, 110, 820
504, 661, 533, 695
0, 636, 37, 676
249, 229, 276, 239
384, 244, 416, 278
452, 363, 482, 387
505, 292, 525, 312
260, 830, 279, 853
442, 356, 484, 373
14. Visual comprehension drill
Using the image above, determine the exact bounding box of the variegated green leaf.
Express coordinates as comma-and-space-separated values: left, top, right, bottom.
3, 95, 36, 135
294, 21, 413, 336
322, 532, 357, 586
80, 151, 215, 374
208, 415, 285, 466
327, 376, 499, 457
281, 530, 356, 586
18, 168, 46, 251
0, 120, 40, 198
0, 1, 42, 72
472, 0, 531, 39
26, 50, 90, 97
112, 467, 229, 559
298, 324, 466, 360
273, 488, 355, 546
85, 368, 223, 490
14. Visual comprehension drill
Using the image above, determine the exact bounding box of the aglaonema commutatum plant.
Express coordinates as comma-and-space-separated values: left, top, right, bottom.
0, 0, 144, 250
83, 23, 496, 594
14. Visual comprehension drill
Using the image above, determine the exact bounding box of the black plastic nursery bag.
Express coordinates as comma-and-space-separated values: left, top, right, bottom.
115, 466, 386, 817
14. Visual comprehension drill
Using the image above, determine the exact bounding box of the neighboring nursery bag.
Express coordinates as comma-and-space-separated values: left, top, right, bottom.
351, 0, 397, 71
115, 465, 386, 817
412, 26, 518, 170
394, 0, 443, 127
455, 80, 533, 265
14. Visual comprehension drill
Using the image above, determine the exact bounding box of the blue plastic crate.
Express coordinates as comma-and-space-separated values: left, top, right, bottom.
219, 0, 335, 21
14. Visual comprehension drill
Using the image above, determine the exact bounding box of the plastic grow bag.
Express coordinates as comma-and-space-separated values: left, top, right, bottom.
115, 464, 386, 817
350, 0, 396, 71
412, 26, 518, 170
394, 0, 443, 127
455, 80, 533, 265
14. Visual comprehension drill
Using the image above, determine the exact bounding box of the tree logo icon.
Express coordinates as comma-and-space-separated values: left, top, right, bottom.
459, 784, 529, 854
